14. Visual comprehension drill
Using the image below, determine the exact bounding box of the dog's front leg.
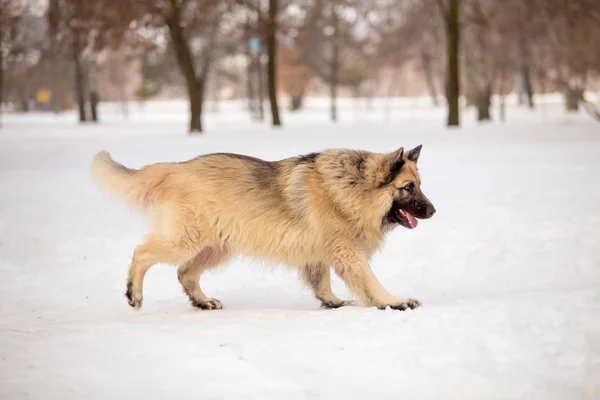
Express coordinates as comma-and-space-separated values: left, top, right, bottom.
332, 249, 421, 310
300, 263, 355, 309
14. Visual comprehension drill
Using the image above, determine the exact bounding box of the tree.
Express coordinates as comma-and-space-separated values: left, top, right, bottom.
0, 0, 23, 114
436, 0, 460, 126
293, 0, 374, 122
462, 0, 495, 122
227, 0, 290, 123
516, 23, 534, 109
378, 1, 444, 107
538, 0, 600, 116
267, 0, 281, 126
329, 3, 339, 122
49, 0, 228, 132
48, 0, 138, 123
164, 0, 223, 132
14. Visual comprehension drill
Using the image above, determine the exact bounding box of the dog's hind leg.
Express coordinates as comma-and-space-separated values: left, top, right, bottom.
126, 234, 198, 309
301, 263, 354, 309
177, 246, 230, 310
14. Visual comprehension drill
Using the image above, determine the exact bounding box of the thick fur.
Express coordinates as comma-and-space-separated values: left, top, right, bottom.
91, 146, 435, 311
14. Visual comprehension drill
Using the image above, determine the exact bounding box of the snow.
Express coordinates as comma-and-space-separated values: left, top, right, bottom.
1, 100, 600, 399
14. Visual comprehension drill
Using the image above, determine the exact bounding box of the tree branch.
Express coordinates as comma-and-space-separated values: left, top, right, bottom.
435, 0, 447, 19
198, 9, 223, 82
233, 0, 262, 16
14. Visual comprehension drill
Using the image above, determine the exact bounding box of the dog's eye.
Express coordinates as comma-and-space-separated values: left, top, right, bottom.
403, 184, 413, 192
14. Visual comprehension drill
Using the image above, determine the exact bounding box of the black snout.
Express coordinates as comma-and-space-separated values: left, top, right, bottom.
409, 192, 436, 219
424, 205, 436, 218
414, 202, 435, 219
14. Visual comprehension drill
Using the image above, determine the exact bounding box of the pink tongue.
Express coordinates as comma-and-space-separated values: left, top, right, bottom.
403, 211, 418, 228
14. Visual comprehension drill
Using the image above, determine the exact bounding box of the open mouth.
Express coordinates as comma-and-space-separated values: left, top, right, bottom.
383, 198, 433, 230
395, 209, 418, 229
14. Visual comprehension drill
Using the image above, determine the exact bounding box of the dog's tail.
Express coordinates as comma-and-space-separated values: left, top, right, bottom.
91, 151, 167, 210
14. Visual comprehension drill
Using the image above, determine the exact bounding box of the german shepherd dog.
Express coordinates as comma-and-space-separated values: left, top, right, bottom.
91, 145, 435, 311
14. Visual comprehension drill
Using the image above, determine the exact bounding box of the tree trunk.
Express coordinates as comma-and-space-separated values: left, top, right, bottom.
518, 30, 534, 109
498, 68, 507, 122
72, 34, 87, 123
475, 85, 491, 121
267, 0, 282, 126
246, 52, 256, 116
20, 98, 30, 112
244, 19, 256, 118
445, 0, 460, 126
187, 86, 202, 132
189, 82, 203, 132
564, 88, 581, 112
421, 50, 439, 107
0, 17, 3, 128
517, 73, 524, 105
87, 59, 99, 122
330, 6, 339, 122
166, 0, 203, 133
520, 66, 534, 109
89, 90, 99, 122
257, 54, 265, 120
0, 16, 3, 110
290, 92, 303, 111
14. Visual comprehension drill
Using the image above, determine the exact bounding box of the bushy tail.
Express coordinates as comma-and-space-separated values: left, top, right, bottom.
91, 151, 160, 210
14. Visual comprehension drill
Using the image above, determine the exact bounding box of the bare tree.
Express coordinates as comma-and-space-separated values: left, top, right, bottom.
293, 0, 373, 122
166, 0, 223, 132
541, 0, 600, 115
517, 26, 534, 109
235, 0, 284, 122
329, 3, 339, 122
462, 0, 495, 121
71, 31, 86, 121
0, 0, 22, 114
436, 0, 460, 126
48, 0, 138, 123
379, 1, 444, 107
49, 0, 227, 132
267, 0, 281, 126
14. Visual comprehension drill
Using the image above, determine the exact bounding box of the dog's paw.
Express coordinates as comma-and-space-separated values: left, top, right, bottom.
125, 281, 142, 310
127, 296, 143, 310
377, 298, 421, 311
320, 299, 355, 309
190, 298, 223, 310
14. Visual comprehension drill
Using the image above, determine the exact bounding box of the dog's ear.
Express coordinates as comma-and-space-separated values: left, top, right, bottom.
389, 147, 404, 162
407, 144, 423, 163
381, 147, 405, 185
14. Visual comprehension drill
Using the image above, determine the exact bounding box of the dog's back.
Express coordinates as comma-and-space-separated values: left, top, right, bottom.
91, 152, 336, 266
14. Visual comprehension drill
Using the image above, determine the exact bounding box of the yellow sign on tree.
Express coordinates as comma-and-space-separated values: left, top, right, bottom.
36, 89, 51, 104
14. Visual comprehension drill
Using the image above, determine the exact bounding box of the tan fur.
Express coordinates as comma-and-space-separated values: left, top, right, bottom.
91, 147, 430, 311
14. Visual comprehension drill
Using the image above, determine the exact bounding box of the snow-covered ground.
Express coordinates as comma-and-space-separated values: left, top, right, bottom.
1, 101, 599, 400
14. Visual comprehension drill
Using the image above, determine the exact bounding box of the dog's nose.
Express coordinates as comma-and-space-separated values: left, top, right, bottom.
425, 206, 436, 218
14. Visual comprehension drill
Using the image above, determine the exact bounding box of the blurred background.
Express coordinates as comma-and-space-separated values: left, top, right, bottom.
0, 0, 599, 132
2, 3, 600, 397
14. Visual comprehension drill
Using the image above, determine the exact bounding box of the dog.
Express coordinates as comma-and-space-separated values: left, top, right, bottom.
90, 145, 435, 311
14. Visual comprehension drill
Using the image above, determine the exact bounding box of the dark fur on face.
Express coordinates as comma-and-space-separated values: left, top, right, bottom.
382, 158, 406, 186
382, 145, 436, 229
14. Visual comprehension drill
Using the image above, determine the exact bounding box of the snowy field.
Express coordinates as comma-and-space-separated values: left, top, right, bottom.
1, 99, 599, 399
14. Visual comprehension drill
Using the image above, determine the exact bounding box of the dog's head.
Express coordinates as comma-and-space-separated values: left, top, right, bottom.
315, 145, 436, 234
378, 145, 436, 230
